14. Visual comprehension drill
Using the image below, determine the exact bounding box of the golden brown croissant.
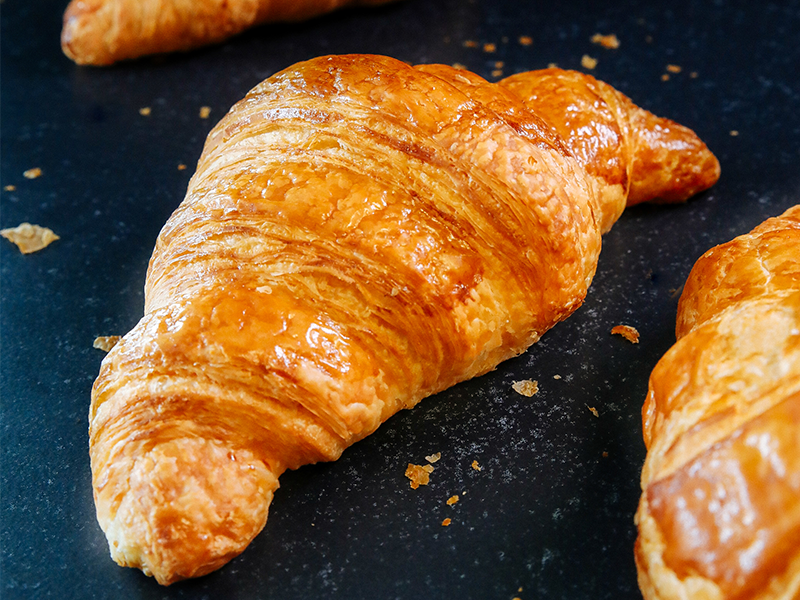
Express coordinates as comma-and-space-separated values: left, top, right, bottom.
91, 54, 720, 584
61, 0, 399, 65
635, 205, 800, 600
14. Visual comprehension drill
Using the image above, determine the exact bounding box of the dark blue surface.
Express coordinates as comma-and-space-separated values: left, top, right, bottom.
2, 0, 799, 598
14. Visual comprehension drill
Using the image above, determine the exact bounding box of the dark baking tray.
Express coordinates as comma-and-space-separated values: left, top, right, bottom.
2, 0, 799, 598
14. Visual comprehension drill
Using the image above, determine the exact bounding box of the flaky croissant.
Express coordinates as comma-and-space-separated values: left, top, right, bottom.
636, 205, 800, 600
61, 0, 399, 65
91, 54, 719, 584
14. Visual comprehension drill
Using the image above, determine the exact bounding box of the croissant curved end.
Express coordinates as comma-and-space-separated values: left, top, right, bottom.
95, 437, 279, 585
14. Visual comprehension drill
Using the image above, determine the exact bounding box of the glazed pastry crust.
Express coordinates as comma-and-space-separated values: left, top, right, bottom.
90, 55, 719, 584
636, 205, 800, 600
61, 0, 398, 65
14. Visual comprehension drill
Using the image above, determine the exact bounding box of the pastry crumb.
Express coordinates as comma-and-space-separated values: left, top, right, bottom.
491, 69, 504, 78
666, 64, 682, 73
512, 379, 539, 397
690, 71, 699, 78
518, 35, 533, 46
611, 325, 640, 343
661, 73, 670, 81
495, 61, 504, 68
441, 518, 452, 526
587, 405, 600, 418
581, 54, 598, 69
452, 62, 467, 70
591, 33, 620, 49
553, 374, 562, 380
177, 163, 187, 170
4, 185, 15, 191
463, 40, 478, 48
1, 223, 59, 253
730, 130, 739, 136
471, 460, 482, 471
446, 495, 459, 506
405, 463, 434, 489
139, 107, 151, 116
23, 168, 42, 179
93, 336, 122, 352
483, 43, 496, 53
199, 106, 211, 119
547, 62, 558, 68
425, 452, 441, 464
602, 451, 609, 458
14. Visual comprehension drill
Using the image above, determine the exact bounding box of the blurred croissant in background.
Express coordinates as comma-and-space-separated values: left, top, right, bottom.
636, 205, 800, 600
89, 54, 719, 584
61, 0, 400, 65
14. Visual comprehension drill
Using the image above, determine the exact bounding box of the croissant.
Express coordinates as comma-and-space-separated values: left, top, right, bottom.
61, 0, 399, 65
635, 205, 800, 600
91, 54, 720, 584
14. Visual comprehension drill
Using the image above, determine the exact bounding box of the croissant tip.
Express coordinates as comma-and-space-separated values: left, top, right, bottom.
95, 437, 279, 584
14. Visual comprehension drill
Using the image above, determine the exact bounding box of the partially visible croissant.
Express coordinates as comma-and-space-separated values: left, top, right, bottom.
61, 0, 399, 65
91, 54, 720, 584
636, 205, 800, 600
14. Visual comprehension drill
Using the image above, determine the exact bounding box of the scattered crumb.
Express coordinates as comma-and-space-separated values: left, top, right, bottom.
177, 163, 187, 170
23, 168, 42, 179
661, 73, 670, 81
405, 463, 434, 489
4, 185, 15, 191
602, 451, 609, 458
547, 62, 558, 68
587, 405, 600, 418
452, 62, 467, 70
492, 69, 504, 78
199, 106, 211, 119
611, 324, 640, 343
93, 336, 122, 352
512, 379, 539, 397
669, 285, 684, 299
690, 71, 699, 78
483, 43, 496, 53
645, 35, 653, 43
463, 40, 478, 48
441, 518, 452, 526
518, 35, 533, 46
139, 107, 151, 116
1, 223, 59, 254
666, 64, 682, 73
591, 33, 620, 49
581, 55, 598, 70
495, 61, 504, 68
730, 130, 739, 136
447, 495, 459, 506
471, 460, 482, 471
425, 452, 442, 464
553, 374, 562, 380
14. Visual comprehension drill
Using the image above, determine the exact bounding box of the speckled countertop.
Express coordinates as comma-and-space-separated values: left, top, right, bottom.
2, 1, 799, 598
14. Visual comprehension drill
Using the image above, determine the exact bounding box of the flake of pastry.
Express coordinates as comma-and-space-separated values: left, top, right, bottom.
1, 223, 59, 254
405, 463, 434, 489
591, 33, 620, 49
23, 168, 42, 179
581, 55, 598, 69
611, 325, 640, 343
93, 336, 122, 352
512, 379, 539, 397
